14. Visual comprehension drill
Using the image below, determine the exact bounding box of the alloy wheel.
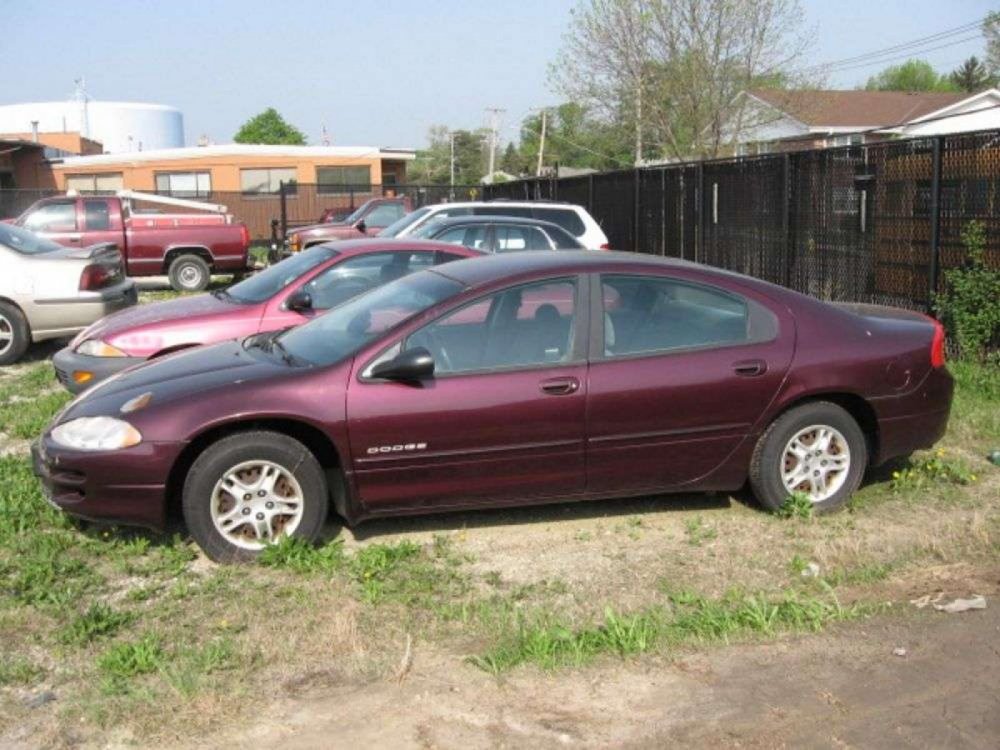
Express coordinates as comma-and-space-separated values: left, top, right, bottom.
209, 460, 304, 550
780, 424, 851, 503
0, 313, 12, 356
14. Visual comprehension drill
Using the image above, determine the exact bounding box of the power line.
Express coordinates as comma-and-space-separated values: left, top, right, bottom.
823, 34, 985, 75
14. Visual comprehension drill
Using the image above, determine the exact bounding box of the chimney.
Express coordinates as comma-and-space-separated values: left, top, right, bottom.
30, 120, 39, 143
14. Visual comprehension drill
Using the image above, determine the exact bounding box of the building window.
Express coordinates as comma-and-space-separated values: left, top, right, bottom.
155, 171, 212, 197
65, 173, 123, 193
830, 134, 864, 148
240, 168, 297, 195
316, 166, 372, 194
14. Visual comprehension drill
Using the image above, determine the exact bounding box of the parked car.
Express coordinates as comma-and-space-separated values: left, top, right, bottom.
34, 251, 952, 561
0, 224, 136, 366
11, 194, 251, 292
411, 215, 585, 252
379, 200, 610, 249
286, 197, 413, 254
52, 239, 479, 393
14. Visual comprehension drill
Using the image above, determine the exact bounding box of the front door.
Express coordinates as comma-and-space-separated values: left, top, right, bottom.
586, 273, 794, 493
346, 276, 588, 514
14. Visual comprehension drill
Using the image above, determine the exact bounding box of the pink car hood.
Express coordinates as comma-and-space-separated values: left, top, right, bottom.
74, 293, 265, 358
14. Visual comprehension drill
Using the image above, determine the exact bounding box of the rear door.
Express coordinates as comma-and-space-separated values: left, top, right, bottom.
345, 275, 589, 513
80, 198, 122, 248
585, 272, 794, 493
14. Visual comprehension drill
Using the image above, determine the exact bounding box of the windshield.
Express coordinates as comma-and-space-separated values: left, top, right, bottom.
341, 203, 368, 225
278, 271, 464, 367
227, 245, 338, 303
379, 206, 432, 237
0, 224, 64, 255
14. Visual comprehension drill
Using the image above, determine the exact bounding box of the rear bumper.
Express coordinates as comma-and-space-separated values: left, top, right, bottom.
872, 367, 954, 465
31, 437, 182, 531
52, 346, 145, 394
29, 282, 137, 342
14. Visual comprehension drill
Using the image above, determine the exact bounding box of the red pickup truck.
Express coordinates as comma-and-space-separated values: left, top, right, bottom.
11, 194, 251, 292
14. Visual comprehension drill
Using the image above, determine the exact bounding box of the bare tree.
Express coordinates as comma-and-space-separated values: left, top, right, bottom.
551, 0, 808, 162
550, 0, 655, 165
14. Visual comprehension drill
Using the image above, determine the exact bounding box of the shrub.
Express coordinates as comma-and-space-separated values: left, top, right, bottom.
934, 220, 1000, 361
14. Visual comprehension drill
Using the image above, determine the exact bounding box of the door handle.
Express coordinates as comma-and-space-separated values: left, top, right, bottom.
67, 235, 82, 243
733, 359, 767, 377
540, 377, 580, 395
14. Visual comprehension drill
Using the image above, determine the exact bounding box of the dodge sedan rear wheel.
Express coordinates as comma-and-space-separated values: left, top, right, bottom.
183, 431, 328, 562
749, 401, 867, 514
0, 302, 30, 366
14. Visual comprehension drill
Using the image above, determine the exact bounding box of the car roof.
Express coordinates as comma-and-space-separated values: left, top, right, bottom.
314, 237, 483, 257
422, 215, 573, 231
425, 200, 581, 210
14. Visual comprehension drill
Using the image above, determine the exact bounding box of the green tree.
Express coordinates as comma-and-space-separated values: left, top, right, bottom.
407, 126, 487, 185
950, 56, 996, 92
516, 103, 632, 172
865, 59, 959, 92
234, 108, 307, 145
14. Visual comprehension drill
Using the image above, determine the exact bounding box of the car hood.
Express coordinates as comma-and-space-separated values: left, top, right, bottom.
294, 222, 356, 236
75, 293, 255, 349
60, 339, 291, 420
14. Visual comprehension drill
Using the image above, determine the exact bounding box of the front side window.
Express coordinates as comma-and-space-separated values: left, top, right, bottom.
316, 166, 372, 195
379, 206, 432, 237
155, 171, 212, 197
227, 245, 338, 303
434, 224, 489, 250
240, 168, 297, 195
278, 272, 463, 367
364, 203, 405, 227
601, 275, 755, 357
21, 201, 77, 232
404, 278, 577, 374
302, 251, 435, 310
495, 225, 552, 252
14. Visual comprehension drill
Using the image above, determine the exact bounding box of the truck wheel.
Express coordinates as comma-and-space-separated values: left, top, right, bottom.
168, 254, 211, 292
0, 302, 30, 366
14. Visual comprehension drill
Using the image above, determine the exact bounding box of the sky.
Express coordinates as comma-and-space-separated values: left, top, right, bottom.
2, 0, 997, 150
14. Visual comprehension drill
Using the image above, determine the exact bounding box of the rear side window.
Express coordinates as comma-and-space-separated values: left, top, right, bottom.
473, 205, 532, 218
601, 275, 775, 357
495, 226, 552, 252
534, 208, 586, 236
434, 224, 490, 250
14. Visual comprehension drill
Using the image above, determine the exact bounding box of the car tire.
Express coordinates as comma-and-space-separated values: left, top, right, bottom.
749, 401, 867, 514
168, 254, 211, 292
0, 301, 30, 366
182, 430, 329, 563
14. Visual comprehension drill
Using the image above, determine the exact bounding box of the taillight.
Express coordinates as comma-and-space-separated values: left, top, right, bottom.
930, 318, 946, 368
599, 243, 611, 250
79, 264, 112, 291
240, 224, 250, 248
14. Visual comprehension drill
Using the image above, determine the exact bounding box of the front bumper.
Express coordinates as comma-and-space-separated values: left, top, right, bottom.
31, 437, 183, 530
53, 346, 145, 394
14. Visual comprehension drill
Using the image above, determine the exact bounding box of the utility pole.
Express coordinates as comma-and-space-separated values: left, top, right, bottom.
536, 108, 547, 177
484, 107, 505, 180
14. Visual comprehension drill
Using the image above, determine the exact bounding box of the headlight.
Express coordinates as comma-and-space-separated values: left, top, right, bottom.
76, 340, 128, 358
50, 417, 142, 451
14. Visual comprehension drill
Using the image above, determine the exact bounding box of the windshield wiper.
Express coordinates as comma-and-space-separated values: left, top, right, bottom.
211, 288, 233, 301
270, 337, 302, 366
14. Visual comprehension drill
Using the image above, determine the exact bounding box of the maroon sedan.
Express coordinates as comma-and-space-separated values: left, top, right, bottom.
53, 239, 479, 392
34, 252, 952, 561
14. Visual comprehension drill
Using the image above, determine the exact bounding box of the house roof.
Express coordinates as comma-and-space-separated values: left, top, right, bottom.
748, 89, 969, 128
53, 144, 416, 168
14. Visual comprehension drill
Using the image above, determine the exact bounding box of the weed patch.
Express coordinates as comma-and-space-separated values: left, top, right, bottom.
60, 603, 135, 646
890, 450, 976, 493
777, 491, 814, 519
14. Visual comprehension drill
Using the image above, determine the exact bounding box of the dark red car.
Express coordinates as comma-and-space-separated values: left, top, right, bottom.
34, 252, 952, 562
52, 239, 479, 393
286, 197, 412, 253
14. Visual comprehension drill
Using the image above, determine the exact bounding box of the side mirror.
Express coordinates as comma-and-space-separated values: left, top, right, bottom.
287, 290, 313, 312
370, 347, 435, 381
356, 219, 367, 233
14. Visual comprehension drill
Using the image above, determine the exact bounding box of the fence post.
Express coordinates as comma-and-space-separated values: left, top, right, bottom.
633, 168, 641, 253
782, 153, 793, 289
927, 136, 944, 312
660, 167, 667, 256
279, 180, 288, 240
695, 163, 704, 263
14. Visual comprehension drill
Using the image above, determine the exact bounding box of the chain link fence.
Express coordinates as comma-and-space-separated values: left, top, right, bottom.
485, 129, 1000, 312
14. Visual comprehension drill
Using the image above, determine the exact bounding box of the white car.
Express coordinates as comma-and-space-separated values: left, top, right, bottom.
379, 201, 610, 250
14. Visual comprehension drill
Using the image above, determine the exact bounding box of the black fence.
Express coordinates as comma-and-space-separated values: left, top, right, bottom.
485, 129, 1000, 312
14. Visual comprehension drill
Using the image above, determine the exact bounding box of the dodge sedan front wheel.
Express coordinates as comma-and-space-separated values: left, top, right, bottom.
0, 302, 30, 366
749, 401, 867, 514
182, 431, 328, 562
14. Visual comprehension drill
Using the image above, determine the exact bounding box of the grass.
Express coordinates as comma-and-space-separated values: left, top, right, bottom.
0, 357, 996, 743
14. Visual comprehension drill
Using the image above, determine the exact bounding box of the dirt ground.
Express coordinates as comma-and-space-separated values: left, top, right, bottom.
203, 593, 998, 750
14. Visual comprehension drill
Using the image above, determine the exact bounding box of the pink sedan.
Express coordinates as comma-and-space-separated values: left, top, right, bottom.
53, 239, 480, 392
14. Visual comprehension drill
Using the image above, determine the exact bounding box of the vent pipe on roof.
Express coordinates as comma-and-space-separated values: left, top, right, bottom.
30, 121, 39, 143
